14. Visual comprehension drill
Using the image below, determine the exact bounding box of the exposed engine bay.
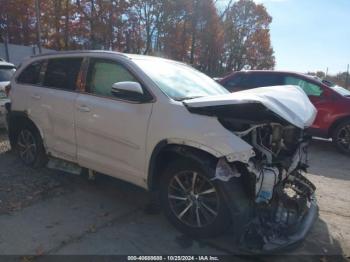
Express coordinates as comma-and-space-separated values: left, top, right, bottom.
215, 120, 317, 252
184, 86, 318, 252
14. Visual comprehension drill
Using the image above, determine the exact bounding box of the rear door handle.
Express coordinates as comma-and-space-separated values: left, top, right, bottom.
31, 94, 41, 100
77, 105, 90, 112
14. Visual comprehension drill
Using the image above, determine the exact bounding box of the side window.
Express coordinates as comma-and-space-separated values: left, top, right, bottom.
43, 58, 82, 90
17, 61, 43, 85
223, 74, 246, 91
284, 76, 323, 96
232, 74, 261, 89
253, 73, 283, 87
86, 59, 138, 99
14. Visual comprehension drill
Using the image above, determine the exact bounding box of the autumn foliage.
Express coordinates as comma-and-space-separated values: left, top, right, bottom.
0, 0, 275, 76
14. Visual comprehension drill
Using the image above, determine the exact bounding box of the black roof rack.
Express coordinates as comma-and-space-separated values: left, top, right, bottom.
30, 50, 126, 58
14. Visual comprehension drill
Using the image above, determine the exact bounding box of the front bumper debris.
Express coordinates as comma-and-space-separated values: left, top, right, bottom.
218, 167, 318, 253
261, 195, 318, 252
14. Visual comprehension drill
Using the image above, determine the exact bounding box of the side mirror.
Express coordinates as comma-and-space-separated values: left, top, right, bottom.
111, 81, 144, 99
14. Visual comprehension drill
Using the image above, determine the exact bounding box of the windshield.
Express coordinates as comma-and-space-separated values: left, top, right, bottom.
0, 89, 7, 99
329, 85, 350, 97
0, 67, 16, 82
133, 58, 228, 101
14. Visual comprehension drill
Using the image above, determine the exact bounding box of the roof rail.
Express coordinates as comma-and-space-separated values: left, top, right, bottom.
30, 50, 126, 58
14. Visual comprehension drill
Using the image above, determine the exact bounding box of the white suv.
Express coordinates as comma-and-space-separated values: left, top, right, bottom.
0, 60, 16, 128
7, 51, 318, 251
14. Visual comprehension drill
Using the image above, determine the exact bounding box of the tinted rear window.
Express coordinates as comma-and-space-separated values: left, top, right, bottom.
17, 61, 43, 85
252, 73, 283, 87
223, 72, 283, 91
43, 58, 82, 90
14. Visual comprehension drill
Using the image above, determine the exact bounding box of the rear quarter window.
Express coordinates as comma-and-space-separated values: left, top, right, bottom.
17, 61, 44, 85
43, 57, 83, 91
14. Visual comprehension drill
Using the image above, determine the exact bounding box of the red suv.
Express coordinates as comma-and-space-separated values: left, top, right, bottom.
219, 70, 350, 154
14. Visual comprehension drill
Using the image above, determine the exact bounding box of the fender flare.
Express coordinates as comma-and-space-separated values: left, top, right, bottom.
7, 110, 45, 145
328, 115, 350, 137
147, 139, 221, 191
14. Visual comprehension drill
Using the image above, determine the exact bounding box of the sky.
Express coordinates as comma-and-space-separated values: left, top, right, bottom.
219, 0, 350, 75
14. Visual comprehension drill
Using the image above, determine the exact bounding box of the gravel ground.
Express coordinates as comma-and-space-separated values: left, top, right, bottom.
0, 130, 75, 215
0, 129, 349, 259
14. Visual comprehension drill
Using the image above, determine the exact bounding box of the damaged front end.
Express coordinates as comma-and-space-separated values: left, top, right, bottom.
184, 86, 319, 252
214, 122, 318, 252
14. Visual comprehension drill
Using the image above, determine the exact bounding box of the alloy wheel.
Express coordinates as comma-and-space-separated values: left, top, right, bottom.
336, 124, 350, 153
168, 171, 219, 228
17, 129, 37, 165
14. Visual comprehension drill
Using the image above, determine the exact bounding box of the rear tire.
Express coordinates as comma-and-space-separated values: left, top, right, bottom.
159, 159, 231, 238
15, 124, 47, 168
332, 120, 350, 155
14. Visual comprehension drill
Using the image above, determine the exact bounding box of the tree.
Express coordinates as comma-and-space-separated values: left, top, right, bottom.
0, 0, 36, 46
0, 0, 275, 77
129, 0, 164, 54
222, 0, 275, 71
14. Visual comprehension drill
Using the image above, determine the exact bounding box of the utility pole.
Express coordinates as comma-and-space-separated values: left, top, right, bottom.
2, 14, 10, 61
3, 35, 10, 62
346, 64, 349, 89
35, 0, 42, 54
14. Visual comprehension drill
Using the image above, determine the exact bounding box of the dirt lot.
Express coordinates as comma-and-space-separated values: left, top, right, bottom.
0, 129, 349, 260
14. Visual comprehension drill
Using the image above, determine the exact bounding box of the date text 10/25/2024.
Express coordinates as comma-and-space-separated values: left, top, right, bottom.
127, 256, 220, 261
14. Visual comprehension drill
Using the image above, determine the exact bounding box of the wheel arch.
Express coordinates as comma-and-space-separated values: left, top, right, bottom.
147, 140, 219, 192
7, 111, 44, 147
328, 115, 350, 137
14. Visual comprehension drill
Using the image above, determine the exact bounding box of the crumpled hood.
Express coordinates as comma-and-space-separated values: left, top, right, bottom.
184, 85, 317, 129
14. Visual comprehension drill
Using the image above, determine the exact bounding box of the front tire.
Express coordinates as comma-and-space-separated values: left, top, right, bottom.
332, 120, 350, 155
160, 159, 231, 238
15, 125, 47, 168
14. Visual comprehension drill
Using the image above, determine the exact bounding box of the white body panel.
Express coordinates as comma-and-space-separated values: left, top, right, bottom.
0, 82, 10, 128
0, 81, 10, 89
145, 99, 253, 162
11, 83, 78, 161
75, 94, 152, 187
41, 89, 78, 161
9, 52, 316, 190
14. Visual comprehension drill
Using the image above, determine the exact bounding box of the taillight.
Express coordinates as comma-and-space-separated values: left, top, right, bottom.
5, 84, 11, 97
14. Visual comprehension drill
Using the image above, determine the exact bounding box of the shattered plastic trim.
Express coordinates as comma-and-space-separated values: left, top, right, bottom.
287, 142, 309, 174
226, 150, 255, 163
213, 158, 241, 182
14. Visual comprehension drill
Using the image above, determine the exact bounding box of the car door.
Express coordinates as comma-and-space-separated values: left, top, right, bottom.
40, 57, 83, 161
15, 59, 47, 131
284, 76, 332, 130
75, 57, 153, 185
15, 57, 82, 161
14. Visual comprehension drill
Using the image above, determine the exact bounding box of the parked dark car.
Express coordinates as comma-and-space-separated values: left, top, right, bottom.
219, 70, 350, 154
